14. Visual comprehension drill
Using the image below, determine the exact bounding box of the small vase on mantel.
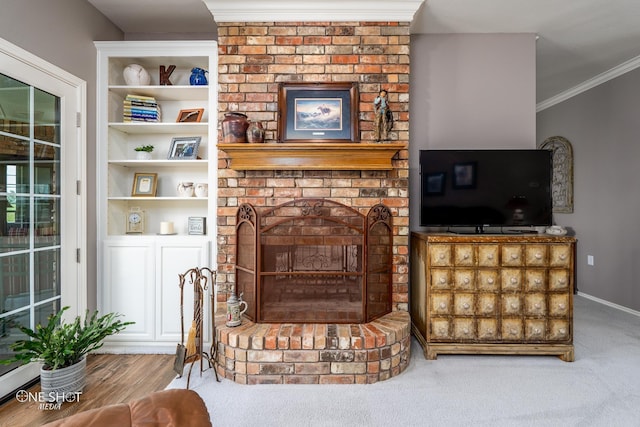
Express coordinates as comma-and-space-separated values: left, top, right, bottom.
246, 121, 265, 143
221, 112, 249, 143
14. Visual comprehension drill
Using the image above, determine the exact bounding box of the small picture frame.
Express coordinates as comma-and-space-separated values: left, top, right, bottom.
453, 162, 477, 189
131, 172, 158, 197
176, 108, 204, 123
426, 172, 445, 195
168, 136, 201, 160
188, 217, 206, 235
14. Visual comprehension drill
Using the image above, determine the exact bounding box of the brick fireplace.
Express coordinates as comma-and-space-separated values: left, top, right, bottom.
211, 15, 414, 383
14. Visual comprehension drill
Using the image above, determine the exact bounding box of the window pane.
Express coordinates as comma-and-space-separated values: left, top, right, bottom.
0, 308, 30, 374
35, 143, 60, 195
0, 194, 29, 253
34, 88, 60, 145
0, 253, 30, 311
35, 249, 60, 302
35, 197, 59, 247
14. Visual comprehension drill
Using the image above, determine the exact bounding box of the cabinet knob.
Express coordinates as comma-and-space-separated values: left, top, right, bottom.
439, 302, 447, 309
463, 253, 469, 259
510, 303, 518, 309
487, 254, 494, 260
463, 278, 470, 284
439, 277, 446, 284
534, 303, 541, 309
487, 278, 494, 284
535, 278, 542, 284
463, 303, 470, 309
485, 304, 493, 311
558, 303, 566, 310
509, 328, 518, 336
558, 278, 566, 284
438, 327, 446, 334
439, 253, 446, 260
462, 328, 469, 335
535, 253, 542, 259
560, 254, 567, 260
511, 277, 518, 284
534, 328, 541, 334
558, 328, 566, 335
511, 253, 518, 259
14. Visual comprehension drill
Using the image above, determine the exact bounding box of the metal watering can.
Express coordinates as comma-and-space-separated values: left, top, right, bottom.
226, 292, 247, 327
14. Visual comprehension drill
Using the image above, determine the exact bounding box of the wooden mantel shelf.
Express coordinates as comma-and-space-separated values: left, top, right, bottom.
218, 143, 407, 170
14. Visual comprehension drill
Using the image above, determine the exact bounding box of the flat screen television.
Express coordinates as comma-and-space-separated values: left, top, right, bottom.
420, 149, 553, 232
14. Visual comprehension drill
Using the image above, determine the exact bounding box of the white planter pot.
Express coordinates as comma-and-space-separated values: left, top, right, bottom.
40, 357, 87, 402
136, 151, 152, 160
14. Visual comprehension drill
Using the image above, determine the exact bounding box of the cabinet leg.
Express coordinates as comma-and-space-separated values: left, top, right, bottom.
559, 348, 575, 362
425, 348, 437, 360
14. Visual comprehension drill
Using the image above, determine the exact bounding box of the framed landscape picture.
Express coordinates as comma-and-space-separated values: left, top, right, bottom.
277, 82, 359, 143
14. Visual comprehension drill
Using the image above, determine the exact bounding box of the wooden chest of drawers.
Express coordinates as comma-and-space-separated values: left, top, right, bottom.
410, 232, 575, 361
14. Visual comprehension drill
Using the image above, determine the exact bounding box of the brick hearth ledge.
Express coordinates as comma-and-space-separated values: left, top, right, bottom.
215, 311, 411, 384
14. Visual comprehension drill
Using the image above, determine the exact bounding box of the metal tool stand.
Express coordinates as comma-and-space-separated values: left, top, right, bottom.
178, 267, 220, 389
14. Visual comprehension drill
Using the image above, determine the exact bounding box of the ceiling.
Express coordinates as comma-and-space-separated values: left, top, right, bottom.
87, 0, 640, 106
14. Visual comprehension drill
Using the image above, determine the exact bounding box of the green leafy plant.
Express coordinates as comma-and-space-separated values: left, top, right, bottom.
134, 144, 154, 152
0, 307, 133, 370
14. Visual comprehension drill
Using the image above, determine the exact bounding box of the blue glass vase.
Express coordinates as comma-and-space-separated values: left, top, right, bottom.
189, 68, 208, 86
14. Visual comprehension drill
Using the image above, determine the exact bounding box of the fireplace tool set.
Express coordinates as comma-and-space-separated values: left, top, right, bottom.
175, 267, 220, 387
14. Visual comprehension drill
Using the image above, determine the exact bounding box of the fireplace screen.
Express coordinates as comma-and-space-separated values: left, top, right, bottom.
235, 199, 392, 323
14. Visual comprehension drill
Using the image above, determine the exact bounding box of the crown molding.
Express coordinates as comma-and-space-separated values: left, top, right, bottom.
537, 53, 640, 112
205, 0, 425, 23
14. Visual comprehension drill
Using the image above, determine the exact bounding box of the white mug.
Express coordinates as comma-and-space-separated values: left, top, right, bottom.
177, 182, 194, 197
194, 183, 208, 198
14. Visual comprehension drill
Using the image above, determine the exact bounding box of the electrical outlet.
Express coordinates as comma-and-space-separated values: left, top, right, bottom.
587, 255, 594, 266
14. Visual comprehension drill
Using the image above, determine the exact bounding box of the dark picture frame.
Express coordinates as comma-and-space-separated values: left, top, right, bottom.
168, 136, 201, 160
176, 108, 204, 123
131, 172, 158, 197
277, 82, 359, 143
426, 172, 446, 195
453, 162, 477, 189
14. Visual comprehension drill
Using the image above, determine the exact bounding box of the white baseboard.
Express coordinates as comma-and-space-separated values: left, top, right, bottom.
577, 292, 640, 318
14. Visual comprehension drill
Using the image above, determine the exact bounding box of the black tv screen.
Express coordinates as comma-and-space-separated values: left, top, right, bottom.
420, 149, 553, 229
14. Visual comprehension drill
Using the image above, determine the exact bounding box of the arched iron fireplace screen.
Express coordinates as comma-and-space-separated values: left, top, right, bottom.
234, 199, 393, 323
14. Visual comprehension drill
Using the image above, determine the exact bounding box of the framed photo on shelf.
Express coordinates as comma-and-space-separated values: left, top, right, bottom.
131, 172, 158, 197
453, 162, 477, 189
188, 217, 206, 235
277, 82, 359, 143
176, 108, 204, 123
168, 136, 201, 160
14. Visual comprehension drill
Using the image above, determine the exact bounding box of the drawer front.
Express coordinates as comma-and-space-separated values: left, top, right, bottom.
454, 293, 475, 316
477, 318, 499, 340
477, 244, 499, 267
430, 293, 452, 315
502, 294, 522, 316
549, 244, 572, 267
454, 244, 475, 266
430, 269, 452, 290
525, 293, 547, 316
454, 269, 475, 290
525, 269, 546, 292
477, 293, 498, 316
548, 269, 570, 291
430, 244, 452, 266
501, 268, 522, 291
453, 318, 476, 341
548, 319, 571, 341
549, 294, 570, 317
430, 318, 452, 340
502, 245, 523, 266
502, 318, 524, 340
525, 319, 546, 341
477, 269, 499, 291
525, 244, 548, 266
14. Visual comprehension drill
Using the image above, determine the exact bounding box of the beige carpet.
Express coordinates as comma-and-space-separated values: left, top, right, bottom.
167, 295, 640, 426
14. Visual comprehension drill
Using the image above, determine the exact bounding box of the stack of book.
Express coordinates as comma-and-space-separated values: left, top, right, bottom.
123, 94, 161, 122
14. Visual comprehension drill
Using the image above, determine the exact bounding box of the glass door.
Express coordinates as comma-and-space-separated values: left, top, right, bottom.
0, 38, 85, 399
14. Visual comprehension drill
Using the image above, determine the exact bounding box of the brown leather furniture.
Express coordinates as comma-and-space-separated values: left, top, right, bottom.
42, 389, 211, 427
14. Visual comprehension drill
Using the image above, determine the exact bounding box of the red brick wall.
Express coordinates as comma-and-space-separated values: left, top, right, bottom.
216, 21, 410, 313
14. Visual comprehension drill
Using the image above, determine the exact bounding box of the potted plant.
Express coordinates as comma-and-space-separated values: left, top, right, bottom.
134, 144, 154, 160
1, 306, 133, 400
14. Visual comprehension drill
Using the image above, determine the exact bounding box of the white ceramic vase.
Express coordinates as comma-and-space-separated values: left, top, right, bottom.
195, 183, 208, 197
123, 64, 151, 86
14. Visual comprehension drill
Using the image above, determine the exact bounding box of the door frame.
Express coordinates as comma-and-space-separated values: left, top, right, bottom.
0, 37, 87, 397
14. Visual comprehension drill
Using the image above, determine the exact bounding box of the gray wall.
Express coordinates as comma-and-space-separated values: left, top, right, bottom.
537, 68, 640, 311
0, 0, 124, 310
409, 33, 537, 232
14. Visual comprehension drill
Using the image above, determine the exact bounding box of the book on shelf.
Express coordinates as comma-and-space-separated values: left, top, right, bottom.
123, 94, 160, 122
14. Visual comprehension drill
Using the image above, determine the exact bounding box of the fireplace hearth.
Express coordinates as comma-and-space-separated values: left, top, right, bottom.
235, 199, 393, 324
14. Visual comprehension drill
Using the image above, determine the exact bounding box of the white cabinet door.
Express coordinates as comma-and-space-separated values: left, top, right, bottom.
156, 240, 211, 342
102, 240, 155, 341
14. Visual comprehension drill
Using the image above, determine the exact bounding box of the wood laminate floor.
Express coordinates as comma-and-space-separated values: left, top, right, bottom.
0, 353, 177, 427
